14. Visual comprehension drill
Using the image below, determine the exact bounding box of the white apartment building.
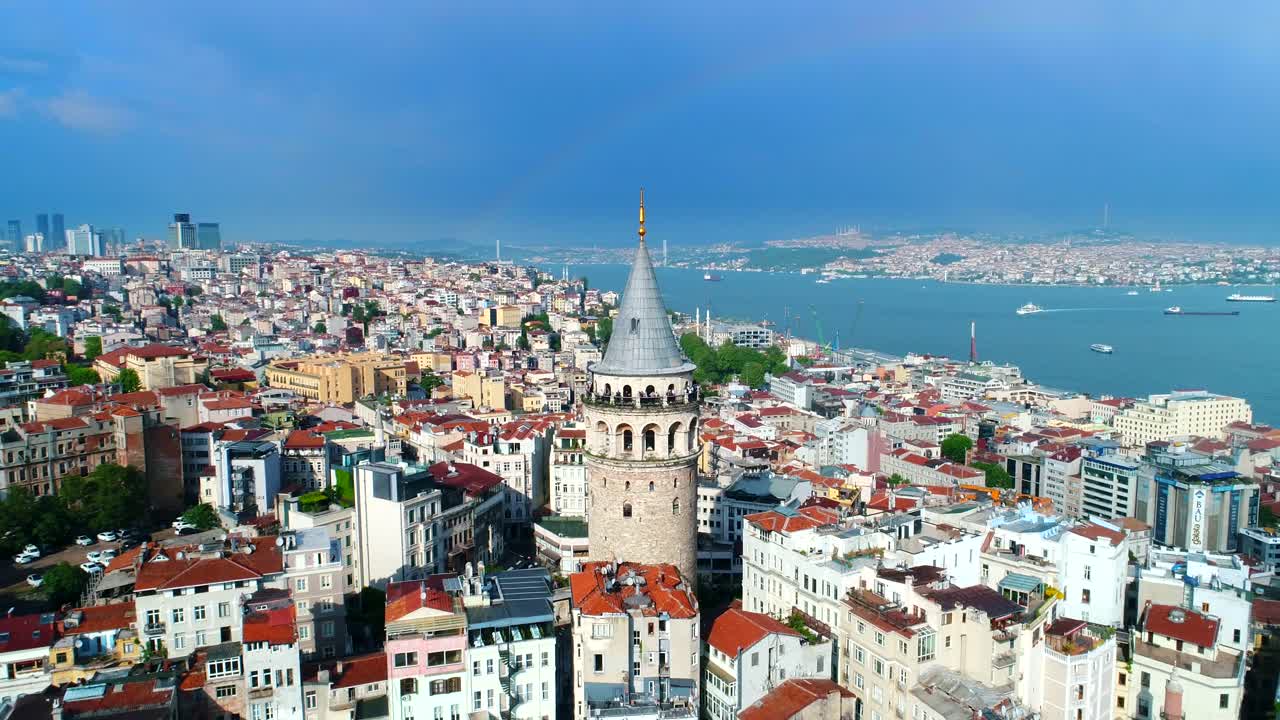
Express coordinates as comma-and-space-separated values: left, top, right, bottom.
242, 595, 305, 720
1127, 603, 1244, 720
463, 421, 549, 530
1057, 522, 1128, 627
1113, 390, 1251, 448
352, 460, 505, 589
550, 423, 587, 517
1079, 443, 1141, 519
703, 605, 833, 720
1022, 618, 1116, 720
457, 567, 558, 720
1138, 549, 1254, 654
277, 497, 358, 594
570, 561, 700, 720
133, 536, 286, 660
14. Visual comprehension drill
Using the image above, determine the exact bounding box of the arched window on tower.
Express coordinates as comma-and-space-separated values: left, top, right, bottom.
643, 427, 656, 453
672, 499, 680, 515
624, 481, 630, 492
623, 428, 633, 453
648, 481, 654, 492
623, 503, 633, 518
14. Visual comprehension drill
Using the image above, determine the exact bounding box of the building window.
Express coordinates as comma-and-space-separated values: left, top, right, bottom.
1140, 672, 1150, 688
673, 499, 680, 515
1219, 694, 1229, 709
593, 654, 603, 673
1081, 589, 1091, 604
216, 685, 237, 699
194, 605, 206, 622
304, 691, 316, 709
400, 678, 417, 696
622, 503, 632, 518
394, 651, 419, 668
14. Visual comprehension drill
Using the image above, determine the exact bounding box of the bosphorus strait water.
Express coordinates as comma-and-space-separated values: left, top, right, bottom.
570, 265, 1280, 422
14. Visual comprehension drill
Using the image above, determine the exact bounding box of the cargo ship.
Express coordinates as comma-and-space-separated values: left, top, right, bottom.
1164, 306, 1239, 316
1226, 293, 1275, 302
703, 273, 722, 282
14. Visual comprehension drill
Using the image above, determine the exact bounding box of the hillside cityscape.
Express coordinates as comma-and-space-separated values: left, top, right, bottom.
0, 205, 1270, 720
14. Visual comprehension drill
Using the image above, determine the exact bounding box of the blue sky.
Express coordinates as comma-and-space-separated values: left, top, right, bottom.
1, 3, 1278, 247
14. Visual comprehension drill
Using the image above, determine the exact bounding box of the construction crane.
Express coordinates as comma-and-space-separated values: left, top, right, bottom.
809, 305, 832, 358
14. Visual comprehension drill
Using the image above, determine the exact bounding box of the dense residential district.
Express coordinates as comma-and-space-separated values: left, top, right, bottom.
0, 210, 1276, 720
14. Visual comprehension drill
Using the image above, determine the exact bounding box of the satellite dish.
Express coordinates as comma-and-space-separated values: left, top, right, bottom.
275, 537, 285, 547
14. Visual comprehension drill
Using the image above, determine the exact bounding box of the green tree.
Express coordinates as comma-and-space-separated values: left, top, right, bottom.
209, 315, 228, 332
0, 315, 26, 354
42, 563, 88, 607
60, 463, 149, 531
115, 368, 142, 393
887, 473, 908, 487
102, 305, 123, 323
420, 373, 445, 395
312, 322, 327, 334
941, 434, 974, 464
32, 495, 74, 547
83, 336, 103, 361
172, 296, 184, 309
66, 366, 100, 386
1260, 505, 1278, 529
181, 503, 220, 530
596, 316, 613, 345
741, 361, 766, 388
23, 328, 66, 361
972, 461, 1013, 489
0, 280, 47, 303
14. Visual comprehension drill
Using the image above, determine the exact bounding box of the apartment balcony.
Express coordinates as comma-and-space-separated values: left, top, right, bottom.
1133, 639, 1241, 680
142, 621, 166, 636
248, 686, 274, 700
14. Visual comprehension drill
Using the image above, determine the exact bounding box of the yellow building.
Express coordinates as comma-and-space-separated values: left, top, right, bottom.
451, 370, 505, 409
266, 352, 411, 404
410, 350, 453, 373
508, 384, 546, 414
93, 343, 209, 391
479, 304, 523, 328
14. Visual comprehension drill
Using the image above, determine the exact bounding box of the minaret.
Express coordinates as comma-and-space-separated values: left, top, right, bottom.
583, 189, 700, 581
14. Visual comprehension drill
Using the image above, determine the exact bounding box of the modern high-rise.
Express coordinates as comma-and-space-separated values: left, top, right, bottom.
583, 191, 700, 580
5, 220, 19, 248
67, 223, 99, 256
169, 212, 197, 249
35, 214, 49, 247
197, 222, 222, 250
1134, 442, 1259, 552
50, 213, 65, 251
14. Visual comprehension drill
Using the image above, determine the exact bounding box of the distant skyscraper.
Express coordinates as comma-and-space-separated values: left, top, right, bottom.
50, 213, 65, 251
5, 220, 19, 249
196, 222, 222, 250
169, 213, 196, 249
67, 223, 97, 256
36, 214, 49, 249
108, 227, 126, 252
24, 233, 44, 253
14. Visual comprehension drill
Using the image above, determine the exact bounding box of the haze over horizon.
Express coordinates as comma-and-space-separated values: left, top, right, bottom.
2, 3, 1278, 248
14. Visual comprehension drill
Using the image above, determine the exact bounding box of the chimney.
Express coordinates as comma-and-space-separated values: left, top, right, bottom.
336, 660, 344, 675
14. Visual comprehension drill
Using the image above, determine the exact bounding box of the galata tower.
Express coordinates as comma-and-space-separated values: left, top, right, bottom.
584, 190, 701, 581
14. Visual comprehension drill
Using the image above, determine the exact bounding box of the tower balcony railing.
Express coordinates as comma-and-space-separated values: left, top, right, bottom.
583, 386, 701, 409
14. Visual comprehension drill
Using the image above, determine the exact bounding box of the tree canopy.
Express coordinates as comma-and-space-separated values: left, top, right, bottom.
42, 563, 88, 607
66, 366, 100, 386
0, 463, 149, 555
181, 503, 220, 530
116, 368, 142, 393
678, 333, 789, 388
209, 315, 228, 332
941, 434, 974, 464
972, 461, 1013, 489
83, 336, 103, 361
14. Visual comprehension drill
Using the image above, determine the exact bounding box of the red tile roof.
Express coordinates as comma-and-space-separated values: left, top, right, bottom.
739, 678, 854, 720
570, 562, 698, 619
133, 539, 283, 592
1253, 598, 1280, 627
1144, 604, 1219, 648
707, 605, 801, 659
62, 603, 137, 635
243, 604, 296, 645
745, 505, 839, 534
303, 651, 389, 688
427, 461, 503, 496
1069, 522, 1126, 547
385, 580, 456, 624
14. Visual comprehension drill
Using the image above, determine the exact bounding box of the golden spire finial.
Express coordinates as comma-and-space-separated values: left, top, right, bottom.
638, 188, 646, 241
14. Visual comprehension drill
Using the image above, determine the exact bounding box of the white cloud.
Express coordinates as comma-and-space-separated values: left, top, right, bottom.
42, 89, 133, 133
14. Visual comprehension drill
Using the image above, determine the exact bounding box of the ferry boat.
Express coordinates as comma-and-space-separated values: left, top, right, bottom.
703, 273, 722, 282
1015, 303, 1044, 316
1165, 306, 1240, 316
1090, 344, 1114, 354
1226, 293, 1275, 302
1125, 290, 1139, 296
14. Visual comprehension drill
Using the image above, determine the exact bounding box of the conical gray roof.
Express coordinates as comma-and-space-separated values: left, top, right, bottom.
593, 239, 692, 377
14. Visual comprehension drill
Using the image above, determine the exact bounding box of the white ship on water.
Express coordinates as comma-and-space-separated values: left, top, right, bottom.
1226, 293, 1275, 302
1016, 303, 1044, 315
1090, 343, 1114, 354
